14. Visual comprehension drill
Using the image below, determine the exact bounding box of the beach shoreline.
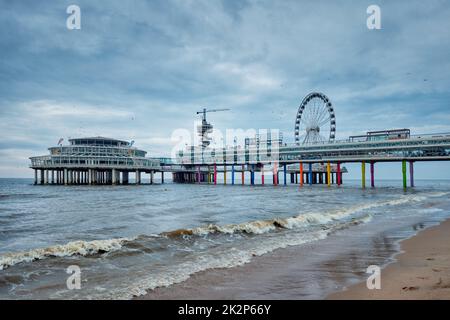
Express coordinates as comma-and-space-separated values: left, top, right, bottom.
136, 217, 450, 300
328, 218, 450, 299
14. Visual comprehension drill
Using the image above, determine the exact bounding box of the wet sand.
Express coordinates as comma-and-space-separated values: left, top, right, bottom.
329, 218, 450, 299
137, 217, 441, 300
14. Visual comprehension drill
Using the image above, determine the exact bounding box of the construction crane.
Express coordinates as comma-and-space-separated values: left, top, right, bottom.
196, 108, 230, 149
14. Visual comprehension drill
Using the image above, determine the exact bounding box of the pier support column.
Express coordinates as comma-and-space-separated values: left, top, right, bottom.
337, 162, 341, 186
214, 163, 217, 185
327, 162, 331, 187
112, 169, 117, 185
273, 162, 278, 186
88, 169, 92, 185
123, 172, 129, 185
308, 163, 313, 186
64, 169, 68, 185
135, 170, 141, 185
251, 165, 255, 185
224, 165, 227, 185
241, 165, 245, 185
34, 169, 38, 185
370, 162, 375, 188
161, 171, 164, 184
231, 165, 235, 185
402, 160, 407, 189
283, 164, 287, 185
361, 161, 366, 189
151, 171, 154, 184
197, 166, 200, 184
300, 162, 304, 186
51, 170, 54, 184
409, 161, 414, 187
261, 164, 264, 185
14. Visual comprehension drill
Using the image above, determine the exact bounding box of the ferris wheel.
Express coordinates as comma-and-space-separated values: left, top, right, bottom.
294, 92, 336, 145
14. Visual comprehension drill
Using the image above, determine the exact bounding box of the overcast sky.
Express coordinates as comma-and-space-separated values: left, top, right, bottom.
1, 0, 450, 178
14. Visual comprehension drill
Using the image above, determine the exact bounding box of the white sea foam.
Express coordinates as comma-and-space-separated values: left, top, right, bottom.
0, 238, 132, 270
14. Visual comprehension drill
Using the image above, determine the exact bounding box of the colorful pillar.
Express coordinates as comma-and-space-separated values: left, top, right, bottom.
361, 161, 366, 188
214, 163, 217, 185
261, 164, 265, 185
251, 165, 255, 185
402, 160, 407, 189
327, 162, 331, 187
370, 162, 375, 188
224, 165, 227, 185
308, 163, 313, 186
300, 162, 304, 186
273, 162, 278, 186
242, 164, 245, 185
337, 162, 341, 186
283, 164, 287, 185
409, 161, 414, 187
231, 165, 235, 185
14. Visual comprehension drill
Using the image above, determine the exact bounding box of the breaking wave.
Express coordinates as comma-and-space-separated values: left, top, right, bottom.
0, 238, 133, 271
99, 215, 374, 300
162, 193, 433, 237
1, 192, 445, 273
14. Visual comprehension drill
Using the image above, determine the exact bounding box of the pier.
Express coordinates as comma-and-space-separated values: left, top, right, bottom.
30, 132, 450, 188
30, 93, 450, 189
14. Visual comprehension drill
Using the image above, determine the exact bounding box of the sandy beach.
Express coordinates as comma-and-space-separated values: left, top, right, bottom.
329, 218, 450, 299
137, 217, 450, 300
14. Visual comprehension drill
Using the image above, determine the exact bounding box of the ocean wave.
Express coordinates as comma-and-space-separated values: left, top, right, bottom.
109, 215, 374, 300
0, 192, 442, 272
0, 238, 132, 271
161, 193, 432, 237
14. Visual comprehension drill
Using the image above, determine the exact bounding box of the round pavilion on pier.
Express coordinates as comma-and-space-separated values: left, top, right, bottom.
29, 137, 162, 185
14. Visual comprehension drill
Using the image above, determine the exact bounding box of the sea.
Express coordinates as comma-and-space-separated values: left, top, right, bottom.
1, 178, 449, 299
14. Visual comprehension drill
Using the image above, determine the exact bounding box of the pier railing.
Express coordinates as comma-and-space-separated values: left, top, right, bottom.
175, 133, 450, 165
30, 155, 161, 170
